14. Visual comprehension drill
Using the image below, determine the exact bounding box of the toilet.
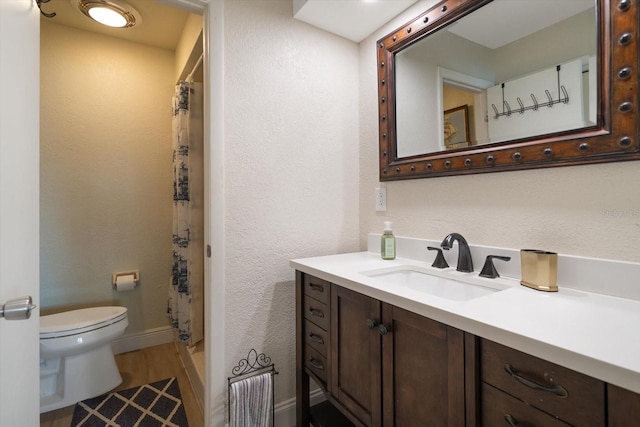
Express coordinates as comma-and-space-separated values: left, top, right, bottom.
39, 306, 128, 413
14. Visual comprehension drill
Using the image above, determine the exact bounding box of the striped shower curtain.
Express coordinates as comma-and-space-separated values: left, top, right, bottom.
168, 81, 195, 344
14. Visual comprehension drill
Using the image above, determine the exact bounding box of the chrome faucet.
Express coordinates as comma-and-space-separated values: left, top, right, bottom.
440, 233, 474, 273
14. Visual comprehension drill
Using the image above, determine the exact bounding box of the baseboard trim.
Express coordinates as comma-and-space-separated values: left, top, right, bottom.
111, 326, 174, 354
274, 388, 326, 427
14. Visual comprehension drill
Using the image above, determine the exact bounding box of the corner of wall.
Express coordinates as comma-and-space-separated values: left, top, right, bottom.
175, 13, 204, 81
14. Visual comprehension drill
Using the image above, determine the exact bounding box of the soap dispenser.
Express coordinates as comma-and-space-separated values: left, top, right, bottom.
381, 221, 396, 260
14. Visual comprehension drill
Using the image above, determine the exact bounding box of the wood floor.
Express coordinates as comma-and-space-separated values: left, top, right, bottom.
40, 342, 204, 427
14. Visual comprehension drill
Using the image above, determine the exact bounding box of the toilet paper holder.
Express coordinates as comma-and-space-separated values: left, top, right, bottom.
112, 270, 140, 289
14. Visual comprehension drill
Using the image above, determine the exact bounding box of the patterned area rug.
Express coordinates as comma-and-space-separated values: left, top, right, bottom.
70, 377, 189, 427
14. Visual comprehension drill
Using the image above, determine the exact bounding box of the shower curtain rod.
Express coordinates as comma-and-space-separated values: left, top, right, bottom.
186, 53, 204, 82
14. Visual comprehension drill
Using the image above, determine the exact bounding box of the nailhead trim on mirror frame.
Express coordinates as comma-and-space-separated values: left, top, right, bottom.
377, 0, 640, 180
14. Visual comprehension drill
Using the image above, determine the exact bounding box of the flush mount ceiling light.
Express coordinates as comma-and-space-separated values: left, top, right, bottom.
76, 0, 142, 28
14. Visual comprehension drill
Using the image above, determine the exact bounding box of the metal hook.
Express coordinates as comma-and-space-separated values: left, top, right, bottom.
491, 104, 499, 119
503, 101, 512, 116
530, 94, 539, 110
517, 97, 525, 114
545, 89, 554, 107
560, 85, 569, 103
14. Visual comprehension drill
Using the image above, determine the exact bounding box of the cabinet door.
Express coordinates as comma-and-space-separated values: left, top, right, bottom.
381, 304, 465, 427
331, 285, 382, 427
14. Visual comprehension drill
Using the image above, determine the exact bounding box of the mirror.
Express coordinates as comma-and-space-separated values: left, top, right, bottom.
377, 0, 639, 180
395, 0, 597, 156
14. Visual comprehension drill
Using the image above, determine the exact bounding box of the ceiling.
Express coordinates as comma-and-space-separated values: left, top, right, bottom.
41, 0, 192, 50
43, 0, 594, 51
44, 0, 417, 52
293, 0, 419, 43
447, 0, 594, 49
48, 0, 415, 49
293, 0, 594, 45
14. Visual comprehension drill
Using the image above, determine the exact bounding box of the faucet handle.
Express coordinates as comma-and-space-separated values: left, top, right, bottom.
427, 246, 450, 269
479, 255, 511, 278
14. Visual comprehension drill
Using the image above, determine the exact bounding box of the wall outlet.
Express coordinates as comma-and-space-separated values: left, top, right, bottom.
375, 187, 387, 212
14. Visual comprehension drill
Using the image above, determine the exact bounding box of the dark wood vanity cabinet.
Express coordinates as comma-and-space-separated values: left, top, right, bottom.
380, 302, 465, 426
296, 271, 640, 427
332, 286, 466, 427
296, 272, 466, 427
331, 284, 382, 426
608, 384, 640, 427
474, 339, 640, 427
300, 273, 331, 389
477, 338, 606, 426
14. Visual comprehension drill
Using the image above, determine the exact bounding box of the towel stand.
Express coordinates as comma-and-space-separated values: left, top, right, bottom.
228, 348, 278, 426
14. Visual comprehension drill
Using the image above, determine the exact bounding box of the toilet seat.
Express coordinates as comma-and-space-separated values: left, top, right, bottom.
40, 306, 127, 339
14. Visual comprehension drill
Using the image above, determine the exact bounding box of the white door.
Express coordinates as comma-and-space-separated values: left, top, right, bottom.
0, 0, 40, 425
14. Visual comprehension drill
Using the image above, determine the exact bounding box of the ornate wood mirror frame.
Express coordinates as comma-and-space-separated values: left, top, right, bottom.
377, 0, 639, 180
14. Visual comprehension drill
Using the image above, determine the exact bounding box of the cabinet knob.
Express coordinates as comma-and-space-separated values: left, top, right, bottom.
366, 319, 378, 330
378, 324, 391, 336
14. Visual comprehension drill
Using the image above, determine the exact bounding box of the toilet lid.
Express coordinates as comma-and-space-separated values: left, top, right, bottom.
40, 306, 127, 338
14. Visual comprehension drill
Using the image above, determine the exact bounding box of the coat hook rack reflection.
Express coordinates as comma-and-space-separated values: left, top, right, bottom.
36, 0, 56, 18
492, 64, 569, 119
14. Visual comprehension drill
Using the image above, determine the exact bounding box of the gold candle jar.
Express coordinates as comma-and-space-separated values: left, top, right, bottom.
520, 249, 558, 292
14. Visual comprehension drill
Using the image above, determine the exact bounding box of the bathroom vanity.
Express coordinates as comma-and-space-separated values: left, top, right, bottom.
292, 239, 640, 426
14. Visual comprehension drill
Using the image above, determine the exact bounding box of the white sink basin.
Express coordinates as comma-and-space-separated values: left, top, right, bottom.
361, 265, 507, 301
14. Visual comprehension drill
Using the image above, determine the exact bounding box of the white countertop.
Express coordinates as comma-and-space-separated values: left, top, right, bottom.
291, 251, 640, 394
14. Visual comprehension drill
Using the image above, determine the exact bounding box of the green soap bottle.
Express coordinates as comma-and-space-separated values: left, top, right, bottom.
381, 221, 396, 260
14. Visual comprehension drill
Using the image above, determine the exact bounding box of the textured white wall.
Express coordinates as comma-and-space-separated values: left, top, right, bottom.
223, 0, 360, 402
360, 0, 640, 263
40, 22, 174, 334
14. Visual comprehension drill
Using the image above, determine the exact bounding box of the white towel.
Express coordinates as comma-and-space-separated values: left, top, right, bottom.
229, 372, 273, 427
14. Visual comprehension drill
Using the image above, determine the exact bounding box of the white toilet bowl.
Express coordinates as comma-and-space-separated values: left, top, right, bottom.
39, 306, 128, 413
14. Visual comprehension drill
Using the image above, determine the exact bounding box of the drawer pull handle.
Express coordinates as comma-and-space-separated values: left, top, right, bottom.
309, 283, 324, 292
504, 414, 518, 426
309, 358, 324, 370
309, 333, 324, 344
503, 364, 568, 398
309, 308, 324, 318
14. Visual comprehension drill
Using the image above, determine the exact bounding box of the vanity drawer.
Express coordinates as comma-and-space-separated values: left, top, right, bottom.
305, 319, 329, 356
303, 275, 330, 305
481, 383, 570, 427
481, 339, 605, 426
305, 344, 328, 384
304, 295, 329, 331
